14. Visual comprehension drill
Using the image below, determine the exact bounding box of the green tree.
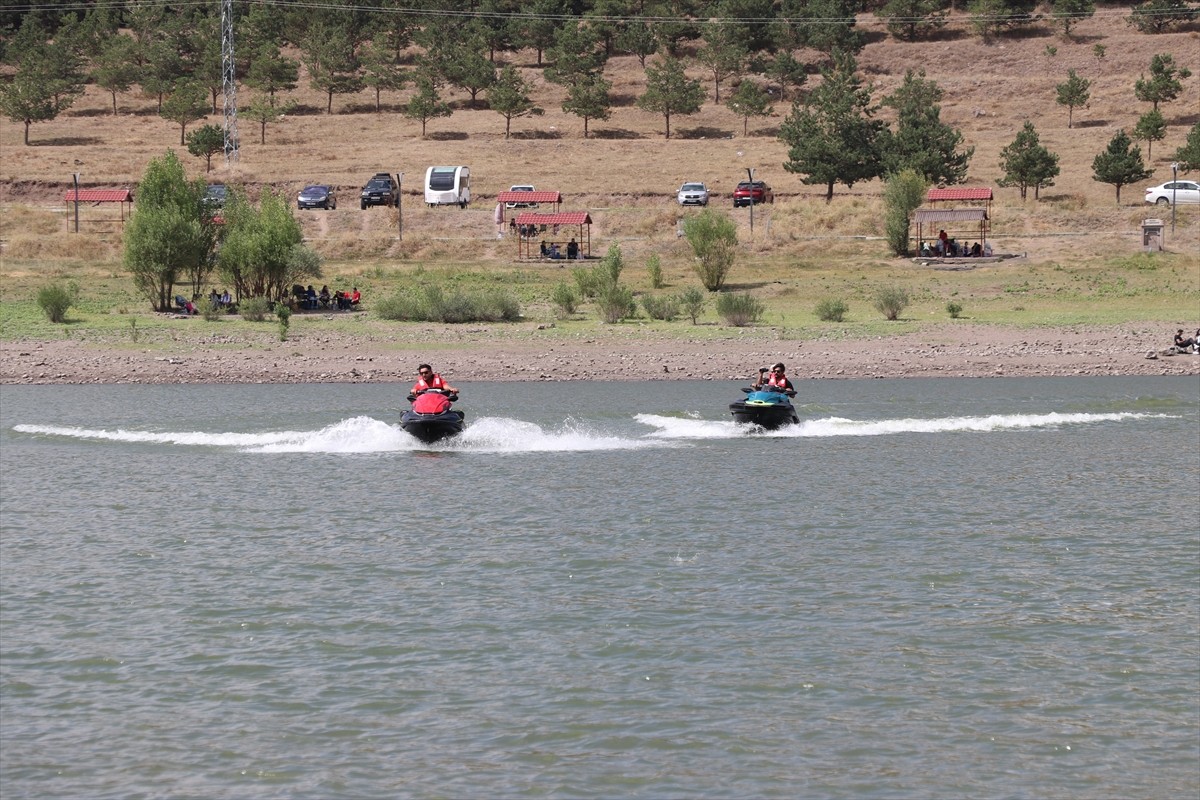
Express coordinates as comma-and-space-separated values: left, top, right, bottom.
883, 169, 929, 257
969, 0, 1038, 38
245, 42, 300, 100
750, 50, 806, 103
186, 124, 225, 172
613, 20, 658, 68
998, 121, 1060, 200
359, 39, 409, 112
1127, 0, 1199, 33
123, 150, 215, 311
1055, 69, 1090, 129
545, 22, 608, 87
488, 65, 544, 139
1134, 53, 1192, 111
241, 94, 296, 145
1133, 109, 1167, 160
217, 189, 318, 302
725, 79, 773, 137
696, 23, 746, 103
780, 53, 884, 202
682, 209, 739, 291
562, 73, 612, 139
514, 0, 568, 65
1092, 129, 1153, 204
780, 0, 865, 54
404, 74, 453, 138
91, 34, 139, 116
302, 22, 363, 114
0, 59, 77, 145
1051, 0, 1095, 36
160, 79, 208, 146
881, 0, 949, 41
433, 40, 495, 109
879, 69, 973, 185
637, 55, 704, 140
1173, 122, 1200, 172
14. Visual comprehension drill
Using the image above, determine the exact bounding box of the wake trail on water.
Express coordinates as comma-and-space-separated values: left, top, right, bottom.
13, 415, 672, 454
636, 411, 1162, 439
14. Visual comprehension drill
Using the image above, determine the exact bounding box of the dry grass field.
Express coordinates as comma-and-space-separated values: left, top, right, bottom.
0, 9, 1197, 343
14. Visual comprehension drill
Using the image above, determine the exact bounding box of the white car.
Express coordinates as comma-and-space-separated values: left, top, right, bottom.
677, 182, 709, 206
1144, 180, 1200, 205
506, 185, 537, 209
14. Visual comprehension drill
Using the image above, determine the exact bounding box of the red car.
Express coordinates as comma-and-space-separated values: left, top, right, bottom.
733, 180, 774, 207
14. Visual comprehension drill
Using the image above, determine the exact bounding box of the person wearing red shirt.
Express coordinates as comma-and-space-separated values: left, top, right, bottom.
411, 364, 459, 395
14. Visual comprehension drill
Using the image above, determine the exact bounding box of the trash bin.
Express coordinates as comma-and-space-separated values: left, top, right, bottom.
1141, 219, 1164, 251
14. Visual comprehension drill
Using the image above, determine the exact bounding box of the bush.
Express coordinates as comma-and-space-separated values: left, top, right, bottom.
815, 297, 849, 322
551, 282, 577, 318
874, 286, 910, 320
36, 281, 77, 323
595, 282, 636, 324
883, 169, 928, 257
374, 285, 521, 323
642, 292, 679, 321
572, 265, 601, 298
716, 291, 764, 327
239, 296, 273, 321
647, 254, 664, 289
679, 286, 706, 324
946, 301, 963, 319
683, 209, 738, 290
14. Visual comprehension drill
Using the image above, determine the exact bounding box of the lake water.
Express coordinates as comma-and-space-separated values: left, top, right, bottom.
2, 377, 1198, 800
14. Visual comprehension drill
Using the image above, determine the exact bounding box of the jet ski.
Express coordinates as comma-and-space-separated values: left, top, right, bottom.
400, 389, 465, 443
729, 387, 799, 430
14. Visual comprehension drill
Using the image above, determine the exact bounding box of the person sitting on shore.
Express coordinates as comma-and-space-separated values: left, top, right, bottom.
567, 238, 578, 260
350, 287, 361, 307
970, 242, 982, 257
752, 362, 796, 396
1173, 329, 1198, 353
319, 285, 331, 308
219, 289, 232, 307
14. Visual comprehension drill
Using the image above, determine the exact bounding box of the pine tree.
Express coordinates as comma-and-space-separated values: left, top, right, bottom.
403, 75, 452, 138
881, 0, 948, 41
880, 70, 973, 185
562, 73, 612, 139
1055, 69, 1090, 129
1173, 122, 1200, 173
998, 122, 1061, 200
1133, 109, 1167, 159
1127, 0, 1199, 33
725, 80, 773, 137
1134, 53, 1192, 111
160, 79, 208, 146
637, 56, 704, 140
780, 53, 883, 202
1092, 130, 1153, 204
1051, 0, 1095, 36
488, 65, 544, 139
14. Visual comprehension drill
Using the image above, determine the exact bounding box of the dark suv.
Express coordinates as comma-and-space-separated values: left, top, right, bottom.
360, 172, 398, 209
733, 180, 773, 207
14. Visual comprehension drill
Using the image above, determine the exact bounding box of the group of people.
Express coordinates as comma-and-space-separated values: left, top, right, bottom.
539, 238, 579, 260
921, 230, 988, 259
293, 284, 360, 310
206, 289, 234, 310
1173, 329, 1199, 354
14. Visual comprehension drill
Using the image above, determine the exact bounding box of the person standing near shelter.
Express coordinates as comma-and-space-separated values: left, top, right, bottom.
494, 202, 505, 239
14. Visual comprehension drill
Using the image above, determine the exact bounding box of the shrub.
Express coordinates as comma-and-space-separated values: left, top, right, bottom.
642, 293, 679, 321
201, 303, 225, 321
882, 169, 928, 257
683, 209, 738, 290
946, 301, 963, 319
874, 286, 910, 320
374, 285, 521, 322
572, 265, 601, 298
678, 286, 706, 324
595, 282, 636, 324
239, 296, 273, 321
36, 281, 77, 323
647, 254, 664, 289
716, 291, 764, 327
551, 282, 577, 318
815, 297, 849, 322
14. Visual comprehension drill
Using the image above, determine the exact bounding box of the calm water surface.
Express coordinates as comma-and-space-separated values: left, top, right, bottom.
2, 377, 1198, 799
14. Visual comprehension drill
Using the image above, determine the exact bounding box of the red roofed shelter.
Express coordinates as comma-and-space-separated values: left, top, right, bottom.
926, 187, 992, 213
514, 211, 592, 260
63, 188, 135, 228
496, 190, 562, 211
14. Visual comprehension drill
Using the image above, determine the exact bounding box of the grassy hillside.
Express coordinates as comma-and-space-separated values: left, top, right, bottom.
0, 9, 1197, 338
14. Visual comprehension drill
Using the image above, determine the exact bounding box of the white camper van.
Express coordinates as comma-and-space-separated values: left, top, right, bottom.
424, 166, 470, 208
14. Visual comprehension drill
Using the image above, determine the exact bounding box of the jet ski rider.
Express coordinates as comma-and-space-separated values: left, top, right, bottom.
752, 362, 796, 396
412, 364, 459, 395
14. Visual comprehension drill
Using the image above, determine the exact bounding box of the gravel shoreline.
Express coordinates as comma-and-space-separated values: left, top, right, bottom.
3, 322, 1197, 385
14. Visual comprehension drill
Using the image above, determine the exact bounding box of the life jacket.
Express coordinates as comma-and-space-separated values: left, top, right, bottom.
412, 392, 451, 414
412, 374, 447, 393
767, 373, 790, 389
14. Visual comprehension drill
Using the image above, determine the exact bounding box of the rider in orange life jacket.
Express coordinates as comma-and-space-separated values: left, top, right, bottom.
412, 364, 459, 395
752, 362, 796, 396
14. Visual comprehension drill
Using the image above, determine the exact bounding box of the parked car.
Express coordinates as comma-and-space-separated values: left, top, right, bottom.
360, 172, 398, 209
677, 182, 709, 206
203, 184, 227, 209
733, 180, 773, 207
1144, 180, 1200, 205
506, 184, 537, 209
297, 185, 337, 210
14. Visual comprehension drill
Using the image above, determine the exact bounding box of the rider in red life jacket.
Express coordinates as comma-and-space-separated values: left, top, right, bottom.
752, 362, 796, 396
411, 363, 459, 396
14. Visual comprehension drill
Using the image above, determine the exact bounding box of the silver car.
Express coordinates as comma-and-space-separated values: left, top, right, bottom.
1144, 180, 1200, 205
677, 182, 709, 206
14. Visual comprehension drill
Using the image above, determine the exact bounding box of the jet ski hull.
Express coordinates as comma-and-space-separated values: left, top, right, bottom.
729, 401, 799, 429
400, 410, 465, 443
